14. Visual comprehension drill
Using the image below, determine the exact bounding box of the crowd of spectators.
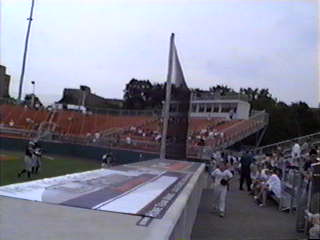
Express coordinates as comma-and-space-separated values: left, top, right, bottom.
188, 120, 229, 147
207, 140, 320, 238
123, 125, 162, 143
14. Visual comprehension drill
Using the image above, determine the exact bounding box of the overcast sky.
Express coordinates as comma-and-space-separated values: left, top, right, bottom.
1, 0, 319, 106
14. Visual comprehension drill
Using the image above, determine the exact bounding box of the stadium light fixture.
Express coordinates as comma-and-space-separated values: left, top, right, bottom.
18, 0, 35, 102
31, 81, 35, 95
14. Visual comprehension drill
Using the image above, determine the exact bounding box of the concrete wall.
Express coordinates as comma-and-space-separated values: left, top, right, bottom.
235, 101, 250, 120
0, 65, 10, 98
0, 136, 158, 164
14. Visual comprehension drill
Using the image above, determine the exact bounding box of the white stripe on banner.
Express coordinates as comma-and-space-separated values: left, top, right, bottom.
97, 176, 177, 214
0, 169, 127, 202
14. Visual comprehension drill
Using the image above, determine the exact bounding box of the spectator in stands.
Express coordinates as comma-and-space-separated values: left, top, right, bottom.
227, 155, 236, 176
291, 142, 301, 159
254, 168, 281, 207
301, 141, 309, 154
269, 153, 277, 168
211, 161, 233, 217
211, 151, 222, 162
126, 136, 132, 145
310, 145, 318, 157
250, 165, 269, 196
250, 162, 258, 183
95, 132, 100, 140
17, 146, 33, 178
304, 153, 319, 172
239, 151, 253, 191
229, 109, 235, 120
198, 138, 205, 146
309, 213, 320, 239
115, 134, 120, 144
154, 134, 161, 142
9, 120, 14, 127
130, 126, 136, 131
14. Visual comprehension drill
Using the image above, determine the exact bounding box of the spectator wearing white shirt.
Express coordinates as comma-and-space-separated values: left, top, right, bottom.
301, 142, 309, 154
126, 136, 132, 145
155, 134, 161, 142
255, 169, 281, 207
309, 213, 320, 239
251, 166, 270, 196
291, 142, 301, 159
211, 162, 233, 217
9, 120, 15, 127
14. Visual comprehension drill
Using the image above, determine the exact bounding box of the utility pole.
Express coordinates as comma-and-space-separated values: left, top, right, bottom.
18, 0, 35, 102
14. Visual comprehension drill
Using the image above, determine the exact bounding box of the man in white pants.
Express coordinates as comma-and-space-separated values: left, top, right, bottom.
211, 162, 233, 217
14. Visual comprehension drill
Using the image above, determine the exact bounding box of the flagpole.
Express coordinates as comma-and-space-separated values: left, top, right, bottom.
18, 0, 35, 102
160, 33, 175, 160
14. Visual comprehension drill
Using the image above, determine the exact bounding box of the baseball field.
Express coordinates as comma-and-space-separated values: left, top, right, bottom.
0, 150, 100, 186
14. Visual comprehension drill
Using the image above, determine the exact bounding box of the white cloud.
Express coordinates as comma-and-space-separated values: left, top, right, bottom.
1, 0, 318, 106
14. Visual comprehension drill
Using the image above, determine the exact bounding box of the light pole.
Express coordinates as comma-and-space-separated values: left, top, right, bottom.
18, 0, 35, 102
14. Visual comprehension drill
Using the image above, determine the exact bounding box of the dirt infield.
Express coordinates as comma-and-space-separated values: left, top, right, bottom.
0, 154, 18, 161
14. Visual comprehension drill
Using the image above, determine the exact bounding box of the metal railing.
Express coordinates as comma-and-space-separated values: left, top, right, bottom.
85, 106, 158, 116
256, 132, 320, 154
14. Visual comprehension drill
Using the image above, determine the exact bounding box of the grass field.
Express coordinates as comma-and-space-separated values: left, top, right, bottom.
0, 150, 100, 186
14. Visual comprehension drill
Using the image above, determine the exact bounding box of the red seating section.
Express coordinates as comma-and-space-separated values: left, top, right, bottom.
0, 104, 264, 151
0, 104, 49, 130
0, 104, 152, 136
53, 110, 152, 136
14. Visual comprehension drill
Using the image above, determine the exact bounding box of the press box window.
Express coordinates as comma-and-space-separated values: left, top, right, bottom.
191, 104, 197, 112
199, 104, 205, 112
221, 104, 232, 112
206, 104, 212, 112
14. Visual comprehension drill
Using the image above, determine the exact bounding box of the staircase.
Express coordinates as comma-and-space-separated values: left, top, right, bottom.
188, 111, 269, 159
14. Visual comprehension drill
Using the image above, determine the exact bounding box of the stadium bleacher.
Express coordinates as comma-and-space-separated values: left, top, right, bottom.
0, 103, 267, 154
0, 104, 49, 130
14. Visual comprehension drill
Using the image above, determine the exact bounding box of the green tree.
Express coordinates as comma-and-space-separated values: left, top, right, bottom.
209, 85, 236, 96
123, 79, 165, 109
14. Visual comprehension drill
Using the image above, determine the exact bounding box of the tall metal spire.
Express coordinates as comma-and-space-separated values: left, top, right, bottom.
160, 33, 175, 160
18, 0, 35, 101
160, 33, 190, 160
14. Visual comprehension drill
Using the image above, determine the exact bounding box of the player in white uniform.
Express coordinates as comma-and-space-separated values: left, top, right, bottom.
211, 162, 233, 217
31, 142, 42, 174
101, 152, 113, 168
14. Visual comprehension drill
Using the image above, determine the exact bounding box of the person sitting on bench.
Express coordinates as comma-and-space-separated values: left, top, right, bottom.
250, 165, 269, 196
254, 168, 281, 207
